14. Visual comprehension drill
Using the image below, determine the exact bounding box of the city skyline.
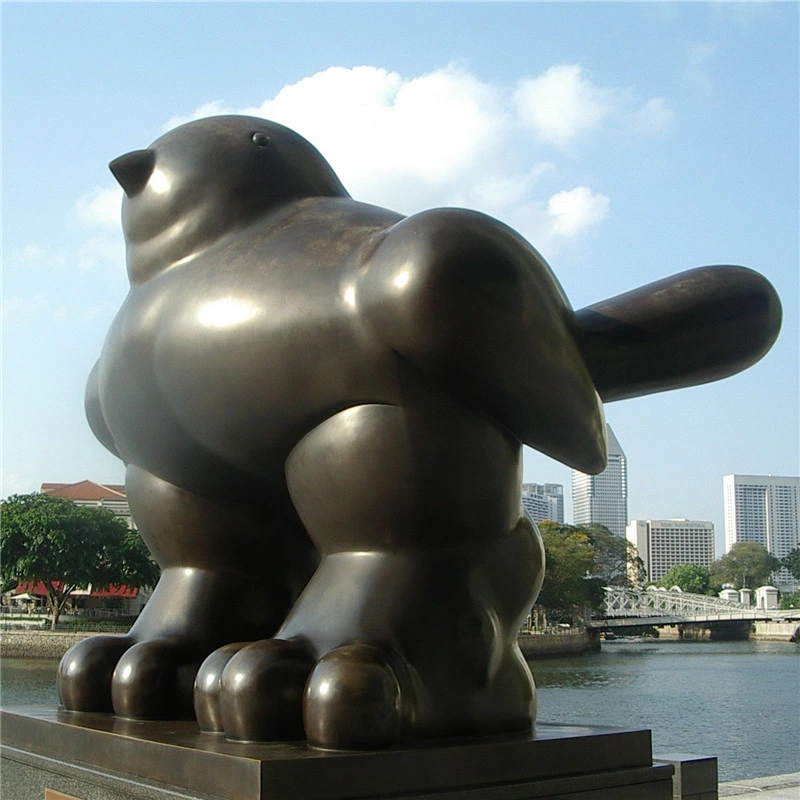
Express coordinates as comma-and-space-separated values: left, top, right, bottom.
3, 4, 798, 560
572, 425, 628, 538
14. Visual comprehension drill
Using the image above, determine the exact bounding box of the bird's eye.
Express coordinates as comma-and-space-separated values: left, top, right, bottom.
251, 132, 271, 147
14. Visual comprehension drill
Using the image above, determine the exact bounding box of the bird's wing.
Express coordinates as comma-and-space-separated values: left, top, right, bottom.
357, 208, 607, 474
574, 266, 782, 403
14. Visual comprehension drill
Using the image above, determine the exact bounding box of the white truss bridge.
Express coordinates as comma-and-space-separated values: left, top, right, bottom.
595, 587, 800, 629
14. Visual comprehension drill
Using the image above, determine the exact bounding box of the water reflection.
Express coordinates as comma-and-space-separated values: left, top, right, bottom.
527, 639, 800, 782
531, 658, 611, 688
1, 659, 59, 706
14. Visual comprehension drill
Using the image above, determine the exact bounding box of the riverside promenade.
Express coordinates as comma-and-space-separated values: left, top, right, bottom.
0, 630, 103, 659
719, 773, 800, 799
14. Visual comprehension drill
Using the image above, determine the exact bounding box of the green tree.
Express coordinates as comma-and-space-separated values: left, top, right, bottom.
535, 522, 598, 623
779, 591, 800, 610
532, 522, 650, 625
585, 524, 646, 588
710, 542, 780, 590
1, 493, 159, 629
657, 563, 711, 595
781, 547, 800, 580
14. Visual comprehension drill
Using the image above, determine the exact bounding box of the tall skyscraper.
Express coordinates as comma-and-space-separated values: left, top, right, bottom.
627, 519, 715, 583
723, 474, 800, 587
572, 424, 627, 536
521, 483, 564, 524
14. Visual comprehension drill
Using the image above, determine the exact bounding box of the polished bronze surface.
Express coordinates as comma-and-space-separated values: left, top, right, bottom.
57, 114, 781, 749
575, 264, 782, 401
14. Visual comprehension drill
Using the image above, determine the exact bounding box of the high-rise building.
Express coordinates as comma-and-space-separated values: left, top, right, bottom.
723, 474, 800, 588
521, 483, 564, 524
627, 519, 715, 583
572, 424, 627, 537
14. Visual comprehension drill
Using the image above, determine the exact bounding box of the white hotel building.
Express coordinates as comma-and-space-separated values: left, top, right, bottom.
723, 474, 800, 589
627, 519, 715, 583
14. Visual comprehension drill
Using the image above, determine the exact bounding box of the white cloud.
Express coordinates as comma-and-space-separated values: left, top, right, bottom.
0, 469, 38, 498
241, 64, 509, 207
9, 243, 48, 264
514, 64, 675, 148
684, 42, 717, 97
163, 100, 229, 132
76, 233, 124, 273
157, 63, 671, 249
708, 1, 775, 29
7, 243, 68, 272
631, 97, 676, 136
463, 162, 556, 212
6, 231, 122, 278
75, 186, 123, 228
514, 64, 617, 149
545, 186, 611, 239
4, 233, 124, 332
1, 291, 111, 326
83, 307, 104, 321
1, 294, 65, 323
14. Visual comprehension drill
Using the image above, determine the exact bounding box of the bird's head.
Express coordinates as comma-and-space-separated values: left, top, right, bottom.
109, 115, 349, 283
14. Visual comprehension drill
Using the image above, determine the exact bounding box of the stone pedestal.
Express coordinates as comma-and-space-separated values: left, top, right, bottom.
1, 706, 673, 800
655, 753, 718, 800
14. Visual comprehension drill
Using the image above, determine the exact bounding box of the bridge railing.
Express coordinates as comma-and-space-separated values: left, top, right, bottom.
602, 586, 752, 619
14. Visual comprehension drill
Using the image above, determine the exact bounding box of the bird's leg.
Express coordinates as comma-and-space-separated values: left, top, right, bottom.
205, 379, 543, 748
58, 465, 310, 719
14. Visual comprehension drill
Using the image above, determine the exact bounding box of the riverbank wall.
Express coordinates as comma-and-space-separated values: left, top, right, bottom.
2, 629, 602, 661
752, 621, 799, 642
657, 620, 799, 642
5, 623, 794, 661
658, 622, 753, 641
719, 771, 800, 798
518, 628, 600, 658
0, 631, 123, 660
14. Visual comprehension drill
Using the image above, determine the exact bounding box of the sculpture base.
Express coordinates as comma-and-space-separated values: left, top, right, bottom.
1, 706, 673, 800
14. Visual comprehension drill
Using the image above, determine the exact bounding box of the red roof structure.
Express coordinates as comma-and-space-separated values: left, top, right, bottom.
13, 580, 138, 599
42, 480, 126, 500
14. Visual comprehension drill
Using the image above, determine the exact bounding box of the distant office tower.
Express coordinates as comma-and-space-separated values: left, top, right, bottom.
627, 519, 715, 583
572, 424, 628, 537
521, 483, 564, 524
723, 474, 800, 587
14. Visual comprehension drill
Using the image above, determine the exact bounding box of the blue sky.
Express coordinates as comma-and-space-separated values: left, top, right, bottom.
3, 2, 798, 557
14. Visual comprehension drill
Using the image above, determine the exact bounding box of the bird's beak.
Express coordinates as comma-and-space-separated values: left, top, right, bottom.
109, 149, 155, 197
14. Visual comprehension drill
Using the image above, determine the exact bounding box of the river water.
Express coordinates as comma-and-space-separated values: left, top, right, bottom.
1, 639, 798, 782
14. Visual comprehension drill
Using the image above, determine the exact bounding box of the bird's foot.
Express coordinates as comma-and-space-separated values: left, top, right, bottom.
57, 564, 284, 720
58, 634, 205, 719
195, 639, 416, 749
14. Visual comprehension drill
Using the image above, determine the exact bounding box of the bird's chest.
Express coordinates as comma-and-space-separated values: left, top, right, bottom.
98, 251, 386, 462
